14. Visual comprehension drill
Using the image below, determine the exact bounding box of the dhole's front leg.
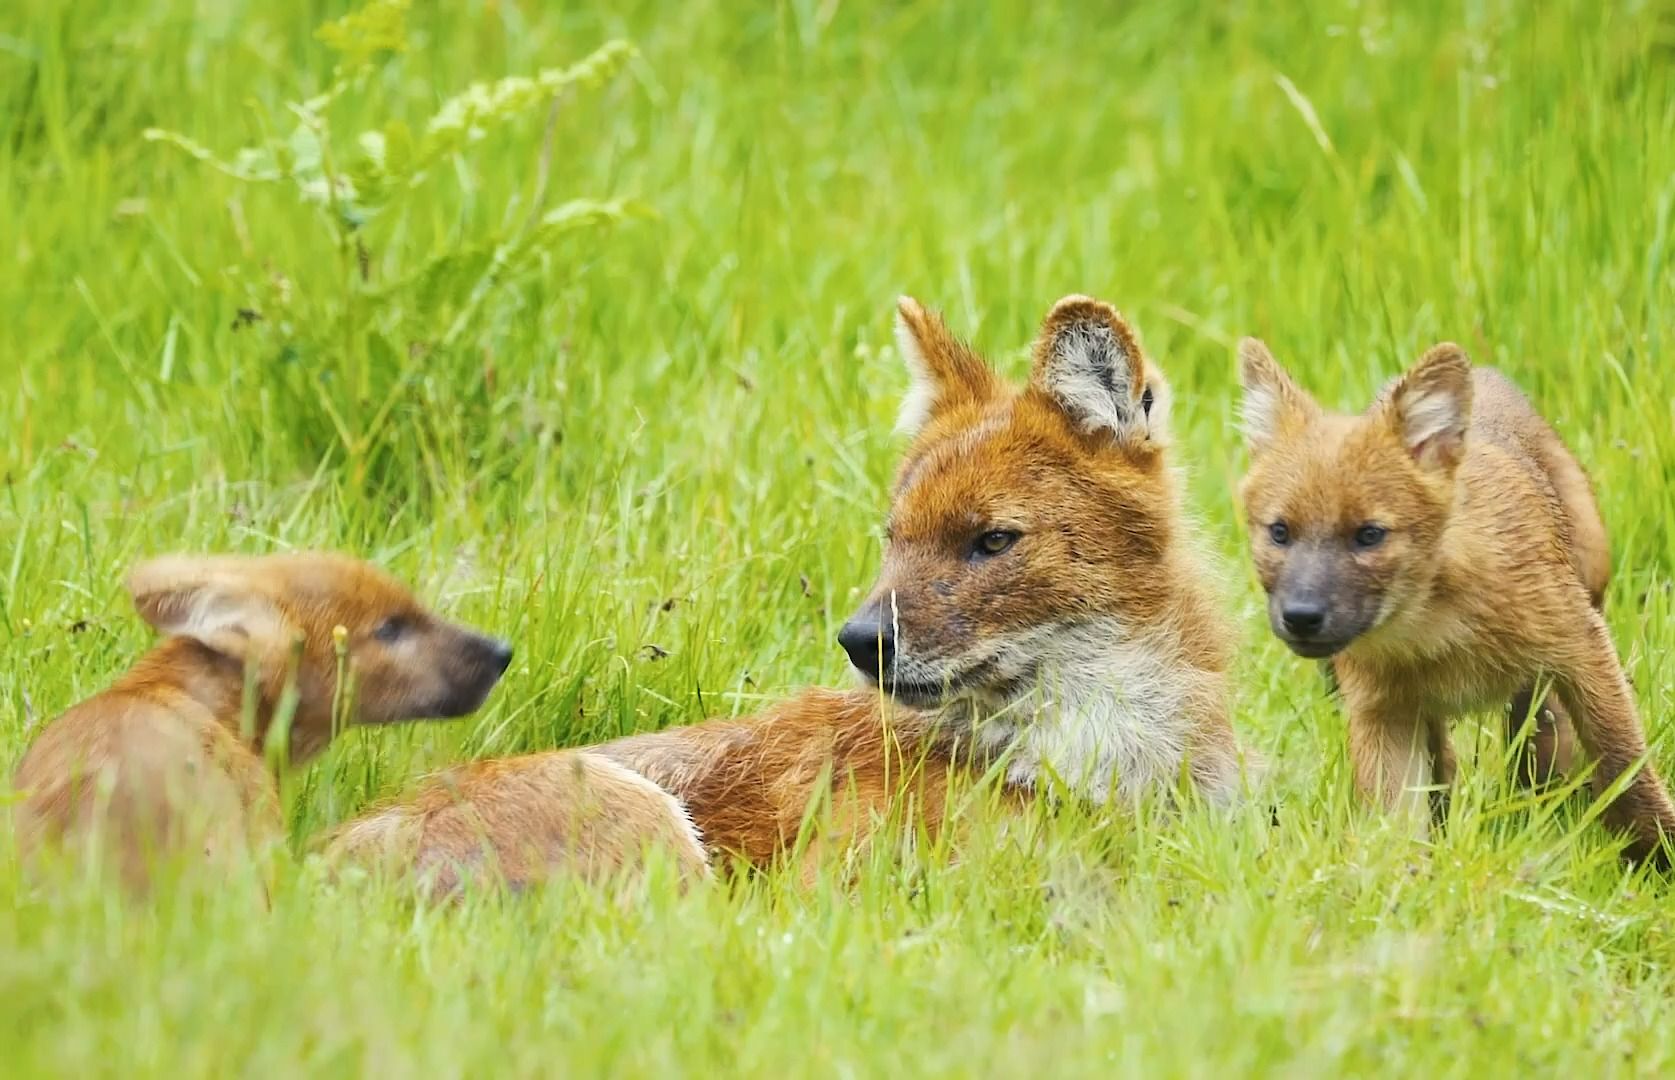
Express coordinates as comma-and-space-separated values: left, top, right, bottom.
1552, 611, 1675, 863
1339, 674, 1439, 836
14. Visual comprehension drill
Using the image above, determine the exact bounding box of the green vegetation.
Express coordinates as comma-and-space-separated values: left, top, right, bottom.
3, 0, 1674, 1074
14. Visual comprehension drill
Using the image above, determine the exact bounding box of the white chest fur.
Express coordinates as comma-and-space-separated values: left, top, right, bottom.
970, 619, 1222, 803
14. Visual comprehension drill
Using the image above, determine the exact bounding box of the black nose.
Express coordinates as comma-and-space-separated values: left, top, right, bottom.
837, 618, 894, 679
483, 637, 513, 674
1280, 601, 1327, 639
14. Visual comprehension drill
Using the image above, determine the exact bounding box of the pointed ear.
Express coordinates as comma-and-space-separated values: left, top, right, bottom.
126, 556, 289, 661
1387, 343, 1472, 471
1238, 338, 1318, 457
893, 297, 999, 435
1029, 295, 1168, 449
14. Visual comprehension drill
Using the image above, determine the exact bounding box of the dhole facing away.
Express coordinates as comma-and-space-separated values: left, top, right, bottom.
1237, 339, 1673, 861
11, 553, 512, 889
325, 295, 1253, 896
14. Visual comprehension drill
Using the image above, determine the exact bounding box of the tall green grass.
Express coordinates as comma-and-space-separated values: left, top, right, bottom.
3, 0, 1674, 1074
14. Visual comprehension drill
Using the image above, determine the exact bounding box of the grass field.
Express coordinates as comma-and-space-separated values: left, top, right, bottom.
4, 0, 1675, 1074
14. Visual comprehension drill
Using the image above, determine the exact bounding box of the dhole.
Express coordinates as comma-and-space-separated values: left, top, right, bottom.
11, 552, 512, 889
326, 295, 1253, 896
1237, 338, 1673, 861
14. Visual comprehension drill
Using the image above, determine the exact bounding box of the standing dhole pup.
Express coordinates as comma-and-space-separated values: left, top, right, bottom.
11, 552, 513, 890
326, 294, 1254, 897
1237, 339, 1673, 862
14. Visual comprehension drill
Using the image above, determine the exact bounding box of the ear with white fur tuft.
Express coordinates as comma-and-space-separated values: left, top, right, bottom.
1237, 338, 1319, 457
893, 297, 999, 436
1388, 343, 1472, 471
1029, 295, 1168, 449
127, 556, 289, 661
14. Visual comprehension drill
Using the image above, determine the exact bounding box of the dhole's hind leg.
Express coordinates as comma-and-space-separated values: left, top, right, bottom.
1553, 611, 1675, 864
1505, 687, 1577, 787
1505, 471, 1600, 789
1541, 445, 1611, 611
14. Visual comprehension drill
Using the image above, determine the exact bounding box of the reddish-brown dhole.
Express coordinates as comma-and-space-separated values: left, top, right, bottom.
326, 295, 1256, 897
1237, 338, 1673, 862
11, 553, 512, 890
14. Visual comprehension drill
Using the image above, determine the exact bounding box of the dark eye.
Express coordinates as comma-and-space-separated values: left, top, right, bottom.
373, 616, 407, 643
1353, 524, 1388, 549
972, 529, 1021, 559
1268, 522, 1291, 546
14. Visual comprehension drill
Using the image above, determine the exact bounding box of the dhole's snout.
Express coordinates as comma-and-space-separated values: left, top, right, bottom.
1267, 545, 1379, 658
1269, 592, 1341, 658
837, 610, 894, 681
836, 597, 960, 707
432, 628, 514, 717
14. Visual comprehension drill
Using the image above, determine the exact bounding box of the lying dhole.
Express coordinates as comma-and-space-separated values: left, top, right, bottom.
327, 295, 1256, 896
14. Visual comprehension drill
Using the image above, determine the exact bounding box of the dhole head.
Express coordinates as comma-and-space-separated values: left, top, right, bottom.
835, 294, 1176, 708
1236, 338, 1473, 657
126, 553, 512, 754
